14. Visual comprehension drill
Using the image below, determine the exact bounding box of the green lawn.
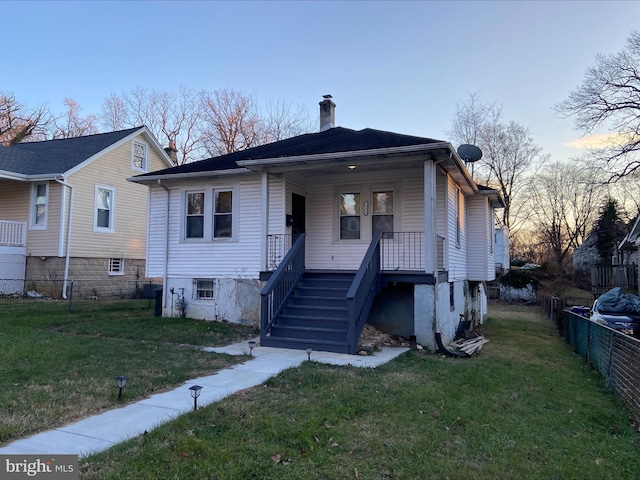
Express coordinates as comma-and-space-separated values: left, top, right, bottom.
0, 299, 258, 443
78, 303, 640, 480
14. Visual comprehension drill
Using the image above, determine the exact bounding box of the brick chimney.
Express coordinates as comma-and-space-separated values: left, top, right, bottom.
164, 140, 178, 164
319, 95, 335, 132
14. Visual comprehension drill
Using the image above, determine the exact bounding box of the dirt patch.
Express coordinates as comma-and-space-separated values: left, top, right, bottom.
357, 324, 409, 355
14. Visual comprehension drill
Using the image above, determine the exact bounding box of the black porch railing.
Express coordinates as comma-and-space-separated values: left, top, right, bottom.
266, 232, 440, 272
346, 232, 382, 354
260, 234, 305, 342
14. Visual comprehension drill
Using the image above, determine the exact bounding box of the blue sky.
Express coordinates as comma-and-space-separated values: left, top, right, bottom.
2, 0, 639, 162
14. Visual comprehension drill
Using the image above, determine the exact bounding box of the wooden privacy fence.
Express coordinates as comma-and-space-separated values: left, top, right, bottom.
591, 264, 638, 296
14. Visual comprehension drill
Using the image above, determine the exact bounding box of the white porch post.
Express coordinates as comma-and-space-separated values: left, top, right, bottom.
260, 172, 269, 271
424, 160, 435, 275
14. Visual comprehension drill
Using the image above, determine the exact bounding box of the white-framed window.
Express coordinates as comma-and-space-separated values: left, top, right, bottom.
186, 191, 205, 239
213, 189, 233, 238
108, 258, 125, 275
195, 278, 214, 300
94, 185, 115, 232
339, 192, 361, 240
131, 140, 148, 172
372, 190, 394, 239
29, 182, 48, 229
181, 186, 238, 242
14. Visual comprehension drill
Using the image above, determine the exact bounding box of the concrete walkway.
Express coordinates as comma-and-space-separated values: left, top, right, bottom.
0, 339, 408, 458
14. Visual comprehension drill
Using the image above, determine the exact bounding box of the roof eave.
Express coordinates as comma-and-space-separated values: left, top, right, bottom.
128, 167, 254, 184
235, 143, 452, 171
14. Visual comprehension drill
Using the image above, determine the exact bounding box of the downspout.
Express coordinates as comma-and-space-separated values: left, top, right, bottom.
54, 177, 73, 299
157, 180, 170, 308
431, 157, 462, 358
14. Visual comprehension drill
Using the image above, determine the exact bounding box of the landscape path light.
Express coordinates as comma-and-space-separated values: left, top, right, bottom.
189, 385, 202, 411
115, 376, 128, 401
248, 340, 256, 357
306, 348, 312, 361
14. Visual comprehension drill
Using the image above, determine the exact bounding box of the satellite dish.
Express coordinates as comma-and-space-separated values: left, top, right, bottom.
457, 144, 483, 163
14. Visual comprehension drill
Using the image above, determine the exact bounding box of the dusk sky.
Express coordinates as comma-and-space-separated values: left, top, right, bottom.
3, 1, 639, 162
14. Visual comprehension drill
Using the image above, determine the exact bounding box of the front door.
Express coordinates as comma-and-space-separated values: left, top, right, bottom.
291, 193, 306, 242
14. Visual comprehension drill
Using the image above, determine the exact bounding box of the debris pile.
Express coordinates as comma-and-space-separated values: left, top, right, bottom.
448, 335, 489, 356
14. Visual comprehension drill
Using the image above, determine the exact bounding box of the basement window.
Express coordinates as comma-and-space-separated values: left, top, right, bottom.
449, 282, 455, 311
109, 258, 124, 275
195, 279, 214, 300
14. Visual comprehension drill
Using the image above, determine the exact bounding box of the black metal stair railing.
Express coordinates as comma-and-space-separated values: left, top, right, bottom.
346, 232, 382, 354
260, 233, 305, 342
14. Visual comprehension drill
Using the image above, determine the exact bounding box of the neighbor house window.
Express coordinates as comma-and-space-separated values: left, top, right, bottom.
340, 192, 361, 240
186, 191, 205, 239
109, 258, 124, 275
195, 279, 214, 300
95, 185, 115, 232
30, 182, 48, 228
372, 190, 394, 239
213, 190, 233, 238
132, 141, 148, 172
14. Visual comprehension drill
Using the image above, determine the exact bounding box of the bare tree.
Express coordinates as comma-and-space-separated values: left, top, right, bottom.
51, 98, 98, 139
199, 88, 264, 156
450, 93, 546, 233
556, 30, 640, 178
101, 85, 203, 165
527, 161, 603, 271
0, 92, 50, 145
263, 97, 313, 143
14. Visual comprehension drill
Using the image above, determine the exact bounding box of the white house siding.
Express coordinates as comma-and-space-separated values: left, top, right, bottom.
467, 196, 494, 281
305, 167, 426, 270
436, 168, 448, 267
149, 174, 264, 323
447, 175, 467, 282
268, 174, 285, 236
414, 280, 465, 352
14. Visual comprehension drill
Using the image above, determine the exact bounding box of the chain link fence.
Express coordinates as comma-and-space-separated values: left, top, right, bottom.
0, 278, 162, 314
561, 309, 640, 429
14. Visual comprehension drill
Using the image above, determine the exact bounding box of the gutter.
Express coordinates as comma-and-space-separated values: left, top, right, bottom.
127, 168, 253, 184
157, 180, 170, 309
54, 177, 73, 299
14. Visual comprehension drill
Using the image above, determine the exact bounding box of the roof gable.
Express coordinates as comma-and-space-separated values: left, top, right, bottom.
0, 127, 143, 178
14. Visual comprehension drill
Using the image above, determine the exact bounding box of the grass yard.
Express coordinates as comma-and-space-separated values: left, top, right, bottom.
0, 299, 258, 444
78, 303, 640, 480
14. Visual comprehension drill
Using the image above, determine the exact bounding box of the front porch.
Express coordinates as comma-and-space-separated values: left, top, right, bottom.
260, 232, 445, 354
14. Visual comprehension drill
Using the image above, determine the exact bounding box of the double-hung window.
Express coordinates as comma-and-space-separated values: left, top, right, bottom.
183, 187, 236, 241
214, 190, 233, 238
340, 192, 361, 240
95, 185, 115, 232
186, 192, 205, 239
372, 190, 394, 239
131, 140, 148, 172
30, 182, 48, 229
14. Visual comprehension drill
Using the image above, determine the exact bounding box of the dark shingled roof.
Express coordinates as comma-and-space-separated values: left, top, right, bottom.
0, 127, 142, 176
135, 127, 443, 177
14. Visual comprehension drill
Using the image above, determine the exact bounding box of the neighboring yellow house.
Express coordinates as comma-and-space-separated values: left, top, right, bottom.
0, 126, 174, 297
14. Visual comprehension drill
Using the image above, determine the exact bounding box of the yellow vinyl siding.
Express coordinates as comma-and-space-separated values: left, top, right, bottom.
65, 134, 164, 259
0, 180, 29, 221
0, 179, 62, 256
27, 181, 63, 256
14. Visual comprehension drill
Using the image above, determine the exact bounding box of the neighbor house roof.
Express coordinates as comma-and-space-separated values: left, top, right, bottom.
0, 127, 144, 180
132, 127, 444, 178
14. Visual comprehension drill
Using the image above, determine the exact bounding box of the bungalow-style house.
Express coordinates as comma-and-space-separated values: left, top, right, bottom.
130, 97, 504, 354
0, 127, 174, 297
